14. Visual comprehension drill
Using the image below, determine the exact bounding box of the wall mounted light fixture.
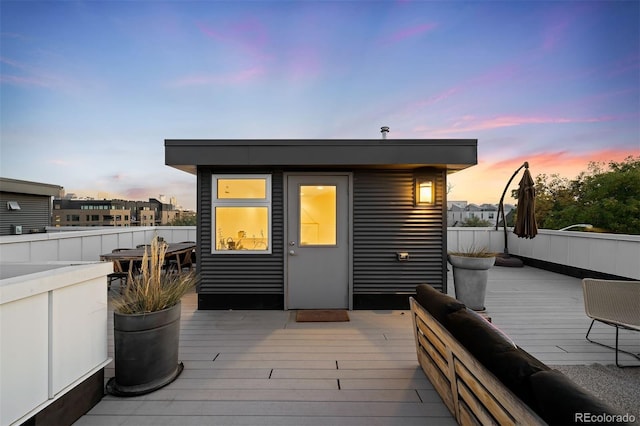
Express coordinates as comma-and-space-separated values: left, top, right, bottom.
7, 201, 21, 211
415, 179, 433, 205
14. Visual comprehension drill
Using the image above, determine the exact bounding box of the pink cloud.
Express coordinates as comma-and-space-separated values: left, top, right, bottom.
448, 148, 638, 204
531, 149, 639, 171
381, 23, 438, 44
412, 87, 462, 110
123, 187, 152, 201
561, 88, 638, 113
537, 4, 593, 52
471, 63, 522, 87
432, 114, 622, 135
280, 47, 322, 81
481, 148, 638, 179
172, 66, 265, 87
395, 62, 523, 123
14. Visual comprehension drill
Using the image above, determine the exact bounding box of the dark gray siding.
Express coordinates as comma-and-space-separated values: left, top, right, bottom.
353, 170, 446, 293
196, 167, 447, 306
0, 192, 51, 235
197, 168, 284, 294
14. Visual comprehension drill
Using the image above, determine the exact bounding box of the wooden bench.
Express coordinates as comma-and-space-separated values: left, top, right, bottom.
409, 297, 545, 425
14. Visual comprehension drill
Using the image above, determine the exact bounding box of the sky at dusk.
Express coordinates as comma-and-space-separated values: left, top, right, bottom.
1, 1, 638, 211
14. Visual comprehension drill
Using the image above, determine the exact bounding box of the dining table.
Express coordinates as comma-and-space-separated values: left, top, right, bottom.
100, 242, 196, 274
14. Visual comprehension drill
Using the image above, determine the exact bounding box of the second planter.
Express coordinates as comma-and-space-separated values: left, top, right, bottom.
448, 254, 496, 311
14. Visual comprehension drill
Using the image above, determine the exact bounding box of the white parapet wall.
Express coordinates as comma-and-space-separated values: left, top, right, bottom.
447, 227, 640, 280
0, 226, 196, 263
0, 226, 637, 279
0, 261, 112, 426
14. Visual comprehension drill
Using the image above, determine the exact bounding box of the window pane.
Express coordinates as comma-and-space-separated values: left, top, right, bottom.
300, 185, 336, 246
218, 179, 266, 199
215, 207, 269, 250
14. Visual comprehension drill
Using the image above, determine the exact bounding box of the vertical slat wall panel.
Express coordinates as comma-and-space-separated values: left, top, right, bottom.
197, 168, 284, 294
353, 170, 445, 294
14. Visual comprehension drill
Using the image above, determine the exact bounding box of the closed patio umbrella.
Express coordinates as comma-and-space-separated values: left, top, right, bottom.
495, 161, 537, 267
513, 167, 538, 239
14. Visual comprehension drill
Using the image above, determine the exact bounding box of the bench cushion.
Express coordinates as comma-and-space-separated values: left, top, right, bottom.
445, 307, 549, 407
415, 284, 465, 325
530, 369, 625, 425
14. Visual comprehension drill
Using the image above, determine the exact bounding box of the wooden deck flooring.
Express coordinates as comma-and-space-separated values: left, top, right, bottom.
75, 266, 639, 425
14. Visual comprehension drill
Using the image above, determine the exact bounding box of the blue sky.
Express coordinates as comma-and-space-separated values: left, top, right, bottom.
1, 0, 638, 210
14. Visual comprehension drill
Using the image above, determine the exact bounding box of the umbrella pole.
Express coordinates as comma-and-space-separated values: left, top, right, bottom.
495, 162, 528, 267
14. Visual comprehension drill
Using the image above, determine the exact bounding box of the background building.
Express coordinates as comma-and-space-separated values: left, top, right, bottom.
52, 198, 185, 227
447, 202, 514, 227
0, 177, 63, 236
149, 197, 179, 226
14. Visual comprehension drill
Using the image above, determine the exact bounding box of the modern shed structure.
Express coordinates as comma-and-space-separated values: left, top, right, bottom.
165, 137, 477, 310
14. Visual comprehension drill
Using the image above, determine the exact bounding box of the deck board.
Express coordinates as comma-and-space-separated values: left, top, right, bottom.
77, 266, 639, 425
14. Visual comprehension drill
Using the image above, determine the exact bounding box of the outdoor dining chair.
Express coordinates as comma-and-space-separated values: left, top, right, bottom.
165, 241, 196, 273
582, 278, 640, 367
107, 248, 135, 292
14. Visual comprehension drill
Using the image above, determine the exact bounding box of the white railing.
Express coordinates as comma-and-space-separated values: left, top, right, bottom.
0, 261, 112, 426
1, 226, 638, 279
447, 227, 640, 280
0, 227, 196, 263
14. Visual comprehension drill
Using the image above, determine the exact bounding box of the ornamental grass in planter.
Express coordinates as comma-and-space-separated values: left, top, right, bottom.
448, 246, 497, 311
106, 236, 196, 397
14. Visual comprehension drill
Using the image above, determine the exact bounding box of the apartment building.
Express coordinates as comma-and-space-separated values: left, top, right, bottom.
149, 197, 180, 225
53, 199, 157, 227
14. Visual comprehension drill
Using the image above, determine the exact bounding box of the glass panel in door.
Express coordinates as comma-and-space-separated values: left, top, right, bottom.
300, 185, 336, 246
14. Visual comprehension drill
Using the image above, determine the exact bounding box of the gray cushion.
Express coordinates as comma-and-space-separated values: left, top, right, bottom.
415, 284, 465, 325
530, 369, 626, 425
445, 307, 548, 407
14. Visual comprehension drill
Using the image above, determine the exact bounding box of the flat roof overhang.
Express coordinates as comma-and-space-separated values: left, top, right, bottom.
0, 177, 63, 197
165, 139, 477, 175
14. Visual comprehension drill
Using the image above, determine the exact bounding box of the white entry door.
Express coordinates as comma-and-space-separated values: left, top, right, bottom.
286, 174, 350, 309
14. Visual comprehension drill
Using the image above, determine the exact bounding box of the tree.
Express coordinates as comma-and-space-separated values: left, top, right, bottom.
165, 214, 197, 226
533, 156, 640, 234
532, 173, 580, 230
577, 157, 640, 234
460, 216, 492, 227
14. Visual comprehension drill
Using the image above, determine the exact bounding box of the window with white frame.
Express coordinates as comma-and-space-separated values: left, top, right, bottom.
212, 175, 271, 253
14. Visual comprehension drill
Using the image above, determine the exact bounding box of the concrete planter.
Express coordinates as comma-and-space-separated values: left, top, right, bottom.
106, 302, 184, 397
448, 255, 496, 311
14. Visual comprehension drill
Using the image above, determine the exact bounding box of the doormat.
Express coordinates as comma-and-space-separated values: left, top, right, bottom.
296, 310, 350, 322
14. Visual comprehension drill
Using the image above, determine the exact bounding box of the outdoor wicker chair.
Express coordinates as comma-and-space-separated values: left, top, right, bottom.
582, 278, 640, 367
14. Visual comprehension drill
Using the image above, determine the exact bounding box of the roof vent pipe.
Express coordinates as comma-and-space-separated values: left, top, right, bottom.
380, 126, 390, 139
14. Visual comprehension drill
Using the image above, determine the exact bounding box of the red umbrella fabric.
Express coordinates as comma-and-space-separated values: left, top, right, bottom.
513, 168, 538, 238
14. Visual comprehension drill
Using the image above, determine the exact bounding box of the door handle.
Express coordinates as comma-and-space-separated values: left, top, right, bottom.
289, 250, 296, 255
